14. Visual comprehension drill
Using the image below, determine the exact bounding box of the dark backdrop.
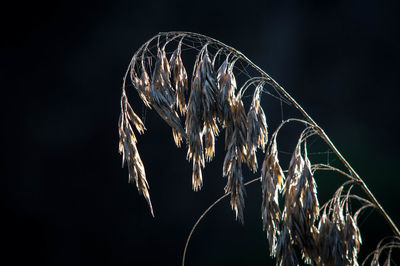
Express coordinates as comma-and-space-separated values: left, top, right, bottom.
3, 1, 400, 265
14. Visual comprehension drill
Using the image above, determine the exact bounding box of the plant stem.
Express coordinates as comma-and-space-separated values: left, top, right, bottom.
182, 177, 260, 266
163, 31, 400, 238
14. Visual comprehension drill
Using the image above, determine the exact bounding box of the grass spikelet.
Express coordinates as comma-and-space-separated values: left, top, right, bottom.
119, 93, 153, 216
169, 42, 188, 115
151, 48, 174, 106
132, 66, 152, 107
276, 226, 298, 265
344, 212, 361, 265
145, 48, 186, 140
198, 48, 220, 160
185, 54, 205, 190
225, 159, 245, 222
261, 133, 284, 256
246, 84, 268, 172
204, 126, 215, 161
280, 130, 321, 264
216, 58, 236, 125
222, 95, 248, 221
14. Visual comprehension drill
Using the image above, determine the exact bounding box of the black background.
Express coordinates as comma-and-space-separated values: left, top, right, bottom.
3, 0, 400, 265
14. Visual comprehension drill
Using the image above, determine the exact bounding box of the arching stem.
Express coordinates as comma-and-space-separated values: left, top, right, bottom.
182, 177, 260, 266
160, 31, 400, 238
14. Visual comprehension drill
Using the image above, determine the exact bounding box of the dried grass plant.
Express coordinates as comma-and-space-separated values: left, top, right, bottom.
118, 32, 399, 265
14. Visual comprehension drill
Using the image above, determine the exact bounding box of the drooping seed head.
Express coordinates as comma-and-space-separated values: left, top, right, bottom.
169, 47, 189, 115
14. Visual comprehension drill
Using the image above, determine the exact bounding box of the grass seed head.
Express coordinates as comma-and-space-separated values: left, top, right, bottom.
119, 33, 397, 266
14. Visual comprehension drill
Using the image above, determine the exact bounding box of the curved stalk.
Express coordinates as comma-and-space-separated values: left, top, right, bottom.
182, 177, 260, 266
160, 31, 400, 237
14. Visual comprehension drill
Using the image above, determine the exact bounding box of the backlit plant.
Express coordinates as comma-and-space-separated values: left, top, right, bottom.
118, 32, 399, 265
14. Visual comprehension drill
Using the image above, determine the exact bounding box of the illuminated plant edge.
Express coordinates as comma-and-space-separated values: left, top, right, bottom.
118, 31, 400, 265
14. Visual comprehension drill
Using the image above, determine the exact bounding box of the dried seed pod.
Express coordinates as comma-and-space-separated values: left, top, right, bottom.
192, 160, 203, 191
169, 46, 188, 115
261, 136, 284, 256
222, 96, 248, 221
301, 156, 319, 226
151, 48, 175, 107
285, 141, 304, 195
143, 49, 186, 145
263, 138, 285, 187
280, 136, 321, 264
185, 47, 220, 189
224, 159, 245, 222
119, 94, 153, 216
198, 48, 219, 121
261, 170, 280, 256
186, 67, 205, 190
199, 48, 220, 142
216, 59, 235, 125
131, 67, 152, 108
318, 201, 347, 265
186, 80, 203, 186
231, 97, 248, 162
344, 213, 361, 265
222, 137, 236, 177
329, 221, 346, 266
282, 141, 304, 237
246, 87, 268, 172
172, 128, 183, 147
276, 226, 299, 266
126, 100, 146, 134
204, 126, 215, 161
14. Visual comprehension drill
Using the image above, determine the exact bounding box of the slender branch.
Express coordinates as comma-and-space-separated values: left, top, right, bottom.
182, 177, 260, 266
160, 31, 400, 238
312, 163, 357, 181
